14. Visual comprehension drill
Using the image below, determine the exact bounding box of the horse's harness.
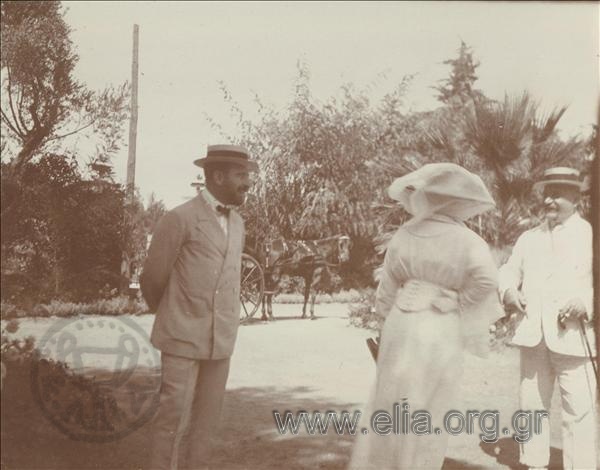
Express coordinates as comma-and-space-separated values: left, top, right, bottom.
264, 237, 344, 271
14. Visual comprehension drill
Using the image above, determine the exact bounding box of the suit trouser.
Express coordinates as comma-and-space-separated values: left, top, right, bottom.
149, 353, 231, 470
519, 342, 597, 469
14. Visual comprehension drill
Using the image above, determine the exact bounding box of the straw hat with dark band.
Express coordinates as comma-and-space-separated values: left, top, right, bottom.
193, 144, 259, 172
532, 167, 585, 192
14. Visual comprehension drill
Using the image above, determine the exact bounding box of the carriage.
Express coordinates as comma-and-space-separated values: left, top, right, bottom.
238, 236, 352, 323
239, 252, 266, 322
238, 238, 292, 322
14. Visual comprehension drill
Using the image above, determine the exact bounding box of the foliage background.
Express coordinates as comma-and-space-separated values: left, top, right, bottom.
210, 44, 593, 291
0, 4, 594, 308
1, 1, 165, 309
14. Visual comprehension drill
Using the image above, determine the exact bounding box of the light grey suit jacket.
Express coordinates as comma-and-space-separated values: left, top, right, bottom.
141, 195, 244, 360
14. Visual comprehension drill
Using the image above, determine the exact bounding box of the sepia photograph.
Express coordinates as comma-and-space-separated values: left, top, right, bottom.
1, 1, 598, 469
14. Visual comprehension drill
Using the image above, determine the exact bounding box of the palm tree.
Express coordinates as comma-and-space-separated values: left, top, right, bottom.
464, 91, 584, 246
371, 91, 587, 261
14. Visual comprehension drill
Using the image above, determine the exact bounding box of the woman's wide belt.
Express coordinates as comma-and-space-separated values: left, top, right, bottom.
394, 279, 459, 313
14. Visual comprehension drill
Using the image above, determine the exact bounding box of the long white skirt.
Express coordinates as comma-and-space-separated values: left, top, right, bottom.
349, 308, 464, 470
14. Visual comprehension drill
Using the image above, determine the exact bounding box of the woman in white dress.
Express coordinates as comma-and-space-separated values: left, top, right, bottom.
350, 163, 500, 469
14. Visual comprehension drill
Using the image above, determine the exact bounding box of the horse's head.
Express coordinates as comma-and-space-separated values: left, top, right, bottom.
310, 235, 352, 265
336, 235, 352, 264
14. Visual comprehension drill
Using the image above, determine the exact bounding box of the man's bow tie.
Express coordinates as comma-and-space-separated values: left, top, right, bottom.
216, 205, 231, 216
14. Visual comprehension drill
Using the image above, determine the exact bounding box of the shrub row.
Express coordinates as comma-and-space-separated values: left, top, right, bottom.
1, 290, 367, 320
0, 296, 148, 320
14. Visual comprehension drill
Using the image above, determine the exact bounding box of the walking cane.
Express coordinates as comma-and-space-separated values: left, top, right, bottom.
578, 317, 599, 385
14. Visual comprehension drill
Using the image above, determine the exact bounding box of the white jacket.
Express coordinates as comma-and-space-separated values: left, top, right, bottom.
499, 213, 595, 356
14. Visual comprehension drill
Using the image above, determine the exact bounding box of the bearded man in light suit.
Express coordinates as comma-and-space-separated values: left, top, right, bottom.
141, 145, 258, 470
499, 167, 597, 470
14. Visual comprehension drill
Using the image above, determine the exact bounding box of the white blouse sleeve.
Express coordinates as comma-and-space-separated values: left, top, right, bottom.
459, 234, 502, 357
375, 234, 405, 319
460, 236, 499, 309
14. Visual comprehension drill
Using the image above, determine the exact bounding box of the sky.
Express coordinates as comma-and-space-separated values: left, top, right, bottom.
62, 1, 599, 209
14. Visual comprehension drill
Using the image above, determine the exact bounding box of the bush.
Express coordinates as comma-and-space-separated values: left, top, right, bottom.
1, 319, 34, 365
1, 317, 124, 429
273, 288, 362, 304
347, 288, 382, 331
1, 156, 132, 306
0, 301, 19, 320
1, 350, 122, 439
0, 295, 148, 320
276, 275, 306, 295
2, 318, 32, 391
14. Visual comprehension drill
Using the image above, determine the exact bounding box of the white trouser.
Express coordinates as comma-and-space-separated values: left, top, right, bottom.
519, 342, 597, 469
150, 353, 231, 470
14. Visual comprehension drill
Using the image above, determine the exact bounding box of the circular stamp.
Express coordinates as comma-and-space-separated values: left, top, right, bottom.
30, 317, 161, 442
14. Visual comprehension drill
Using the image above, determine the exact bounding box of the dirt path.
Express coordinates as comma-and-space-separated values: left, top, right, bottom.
2, 305, 571, 469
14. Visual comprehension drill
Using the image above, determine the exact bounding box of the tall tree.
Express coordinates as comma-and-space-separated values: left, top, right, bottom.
1, 1, 135, 304
433, 41, 483, 106
464, 91, 584, 245
212, 62, 385, 243
210, 64, 407, 288
376, 45, 588, 251
0, 1, 129, 178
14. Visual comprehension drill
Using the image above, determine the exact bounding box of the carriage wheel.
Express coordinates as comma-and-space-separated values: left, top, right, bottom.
240, 253, 264, 322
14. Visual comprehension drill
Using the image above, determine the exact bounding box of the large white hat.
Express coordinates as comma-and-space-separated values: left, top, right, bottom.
388, 162, 495, 221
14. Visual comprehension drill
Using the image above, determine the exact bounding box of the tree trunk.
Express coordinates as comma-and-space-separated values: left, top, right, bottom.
8, 128, 49, 179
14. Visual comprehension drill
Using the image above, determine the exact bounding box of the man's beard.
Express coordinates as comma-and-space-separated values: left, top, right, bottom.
227, 188, 247, 206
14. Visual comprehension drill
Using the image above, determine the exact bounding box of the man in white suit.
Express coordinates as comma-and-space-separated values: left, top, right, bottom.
499, 167, 597, 470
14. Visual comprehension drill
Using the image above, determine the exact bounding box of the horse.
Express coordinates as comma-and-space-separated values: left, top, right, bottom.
259, 235, 352, 320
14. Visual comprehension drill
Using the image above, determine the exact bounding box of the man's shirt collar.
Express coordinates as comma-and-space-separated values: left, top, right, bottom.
202, 189, 226, 214
545, 211, 580, 232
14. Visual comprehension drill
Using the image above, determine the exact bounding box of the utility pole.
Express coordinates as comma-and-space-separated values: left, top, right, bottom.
126, 24, 139, 203
122, 24, 140, 294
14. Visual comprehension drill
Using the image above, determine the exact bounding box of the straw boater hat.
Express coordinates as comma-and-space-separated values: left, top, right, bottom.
193, 144, 259, 172
532, 167, 585, 193
387, 162, 495, 221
